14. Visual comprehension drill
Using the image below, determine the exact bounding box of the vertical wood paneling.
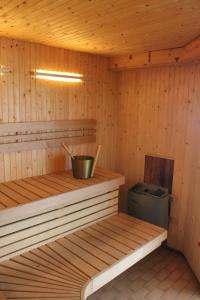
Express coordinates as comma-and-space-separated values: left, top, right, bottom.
0, 36, 118, 181
1, 35, 199, 280
117, 64, 200, 276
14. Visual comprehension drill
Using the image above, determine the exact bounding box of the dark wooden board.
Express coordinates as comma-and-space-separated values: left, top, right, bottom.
144, 155, 174, 193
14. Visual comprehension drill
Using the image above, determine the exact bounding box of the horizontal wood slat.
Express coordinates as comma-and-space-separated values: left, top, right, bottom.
0, 120, 96, 153
0, 213, 167, 300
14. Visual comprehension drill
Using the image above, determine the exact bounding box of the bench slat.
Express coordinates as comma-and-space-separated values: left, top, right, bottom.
75, 230, 123, 260
0, 184, 29, 204
0, 193, 17, 208
14, 179, 50, 198
90, 223, 139, 249
23, 178, 60, 195
66, 234, 116, 265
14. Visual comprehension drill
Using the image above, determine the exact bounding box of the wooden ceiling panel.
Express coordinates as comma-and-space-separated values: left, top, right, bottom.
0, 0, 200, 55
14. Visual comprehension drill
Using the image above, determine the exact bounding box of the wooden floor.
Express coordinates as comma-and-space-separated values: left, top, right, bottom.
0, 213, 167, 300
0, 168, 121, 211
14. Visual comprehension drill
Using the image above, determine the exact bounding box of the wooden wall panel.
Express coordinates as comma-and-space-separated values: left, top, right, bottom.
116, 64, 200, 259
0, 37, 118, 181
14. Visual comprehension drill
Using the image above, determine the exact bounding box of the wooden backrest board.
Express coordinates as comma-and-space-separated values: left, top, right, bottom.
0, 119, 96, 153
144, 155, 174, 193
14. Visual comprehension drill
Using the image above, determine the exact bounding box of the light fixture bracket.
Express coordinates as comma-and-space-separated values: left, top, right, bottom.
0, 65, 12, 74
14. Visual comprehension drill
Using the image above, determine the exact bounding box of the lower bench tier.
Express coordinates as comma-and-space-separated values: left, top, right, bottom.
0, 213, 167, 300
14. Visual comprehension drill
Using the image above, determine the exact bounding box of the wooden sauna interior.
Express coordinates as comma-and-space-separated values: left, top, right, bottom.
0, 0, 200, 287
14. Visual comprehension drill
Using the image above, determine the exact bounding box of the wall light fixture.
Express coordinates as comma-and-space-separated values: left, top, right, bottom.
34, 69, 83, 83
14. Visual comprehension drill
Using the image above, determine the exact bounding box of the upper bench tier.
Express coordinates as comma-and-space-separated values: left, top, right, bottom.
0, 168, 124, 216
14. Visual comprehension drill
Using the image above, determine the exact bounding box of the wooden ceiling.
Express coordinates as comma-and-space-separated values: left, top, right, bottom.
0, 0, 200, 55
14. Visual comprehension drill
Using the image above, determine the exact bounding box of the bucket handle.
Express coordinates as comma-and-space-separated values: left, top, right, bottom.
91, 144, 102, 177
62, 143, 75, 160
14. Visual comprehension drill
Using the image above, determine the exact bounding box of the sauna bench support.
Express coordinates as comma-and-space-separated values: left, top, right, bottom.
0, 168, 167, 299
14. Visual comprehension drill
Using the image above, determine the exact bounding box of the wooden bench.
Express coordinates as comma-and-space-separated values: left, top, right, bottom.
0, 168, 167, 299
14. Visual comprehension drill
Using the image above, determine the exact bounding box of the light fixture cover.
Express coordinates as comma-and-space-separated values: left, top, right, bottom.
34, 69, 83, 82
